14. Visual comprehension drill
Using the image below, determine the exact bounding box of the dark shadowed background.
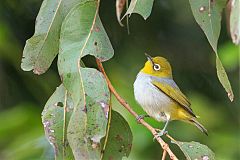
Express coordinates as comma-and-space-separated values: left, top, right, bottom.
0, 0, 239, 159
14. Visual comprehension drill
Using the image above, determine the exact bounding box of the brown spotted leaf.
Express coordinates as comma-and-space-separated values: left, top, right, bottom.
42, 84, 74, 159
102, 110, 133, 160
173, 141, 215, 160
58, 1, 113, 159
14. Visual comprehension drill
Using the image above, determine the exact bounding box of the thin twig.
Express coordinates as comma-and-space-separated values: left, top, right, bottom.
162, 150, 167, 160
96, 59, 178, 160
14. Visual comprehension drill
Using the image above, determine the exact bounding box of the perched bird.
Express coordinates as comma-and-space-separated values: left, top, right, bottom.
134, 53, 208, 136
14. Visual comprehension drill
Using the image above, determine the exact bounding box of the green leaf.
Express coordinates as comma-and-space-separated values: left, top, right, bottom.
189, 0, 234, 101
189, 0, 227, 53
229, 0, 240, 45
64, 68, 110, 160
58, 1, 114, 159
123, 0, 154, 20
173, 141, 215, 160
216, 56, 234, 101
102, 110, 133, 160
42, 84, 74, 159
21, 0, 84, 74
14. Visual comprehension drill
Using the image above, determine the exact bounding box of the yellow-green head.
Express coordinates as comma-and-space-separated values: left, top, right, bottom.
141, 53, 172, 78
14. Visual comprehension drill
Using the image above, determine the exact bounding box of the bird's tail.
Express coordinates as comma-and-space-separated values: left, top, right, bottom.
189, 118, 208, 136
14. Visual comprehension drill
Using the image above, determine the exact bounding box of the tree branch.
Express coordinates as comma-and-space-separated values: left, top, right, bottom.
96, 59, 178, 160
162, 150, 167, 160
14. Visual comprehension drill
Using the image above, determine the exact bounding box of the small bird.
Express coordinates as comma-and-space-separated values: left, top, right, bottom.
134, 53, 208, 136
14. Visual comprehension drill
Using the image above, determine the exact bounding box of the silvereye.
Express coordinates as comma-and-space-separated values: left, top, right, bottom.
134, 53, 208, 136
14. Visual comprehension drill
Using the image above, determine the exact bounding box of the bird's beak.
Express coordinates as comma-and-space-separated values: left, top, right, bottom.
145, 53, 154, 65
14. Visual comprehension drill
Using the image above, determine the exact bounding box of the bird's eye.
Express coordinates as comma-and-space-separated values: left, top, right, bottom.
153, 64, 161, 71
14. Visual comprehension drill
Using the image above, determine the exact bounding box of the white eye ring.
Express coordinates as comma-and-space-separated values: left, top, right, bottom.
153, 64, 161, 71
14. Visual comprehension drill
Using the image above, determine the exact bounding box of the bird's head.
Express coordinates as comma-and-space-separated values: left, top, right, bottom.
141, 53, 172, 78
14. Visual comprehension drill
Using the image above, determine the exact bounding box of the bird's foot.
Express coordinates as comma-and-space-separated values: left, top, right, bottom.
136, 115, 149, 123
153, 129, 168, 140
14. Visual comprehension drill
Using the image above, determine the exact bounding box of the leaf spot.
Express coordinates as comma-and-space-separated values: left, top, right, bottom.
199, 6, 206, 12
50, 129, 55, 133
202, 155, 209, 160
188, 144, 193, 148
100, 102, 109, 118
115, 134, 123, 141
82, 107, 87, 113
94, 26, 100, 32
91, 142, 99, 149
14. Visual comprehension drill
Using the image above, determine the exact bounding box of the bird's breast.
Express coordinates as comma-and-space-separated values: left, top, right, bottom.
133, 73, 174, 121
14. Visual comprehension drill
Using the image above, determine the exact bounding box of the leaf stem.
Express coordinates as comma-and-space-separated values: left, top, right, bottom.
100, 93, 112, 160
96, 59, 178, 160
62, 90, 68, 158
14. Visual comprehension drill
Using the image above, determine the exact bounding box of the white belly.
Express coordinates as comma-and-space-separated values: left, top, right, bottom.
133, 72, 173, 121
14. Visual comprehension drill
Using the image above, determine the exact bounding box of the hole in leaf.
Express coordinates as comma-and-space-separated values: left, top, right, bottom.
81, 55, 98, 68
57, 102, 63, 107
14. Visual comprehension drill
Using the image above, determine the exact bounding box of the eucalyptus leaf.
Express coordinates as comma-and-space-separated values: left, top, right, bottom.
173, 141, 215, 160
229, 0, 240, 45
123, 0, 154, 20
58, 1, 113, 159
216, 56, 234, 101
189, 0, 227, 53
21, 0, 84, 74
102, 110, 133, 160
189, 0, 234, 101
42, 84, 74, 159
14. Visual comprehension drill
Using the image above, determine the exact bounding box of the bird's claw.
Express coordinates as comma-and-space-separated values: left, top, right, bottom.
136, 115, 149, 123
153, 129, 168, 140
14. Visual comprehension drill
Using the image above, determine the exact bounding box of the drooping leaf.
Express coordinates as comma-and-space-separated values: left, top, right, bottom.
173, 141, 215, 160
42, 84, 74, 159
123, 0, 154, 20
189, 0, 227, 53
229, 0, 240, 45
21, 0, 84, 74
189, 0, 234, 101
116, 0, 126, 26
102, 110, 133, 160
58, 1, 113, 159
216, 56, 234, 101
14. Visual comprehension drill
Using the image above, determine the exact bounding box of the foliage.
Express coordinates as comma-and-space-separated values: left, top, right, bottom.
0, 0, 236, 159
173, 141, 215, 160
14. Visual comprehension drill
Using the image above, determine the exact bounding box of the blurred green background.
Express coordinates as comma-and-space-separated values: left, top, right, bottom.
0, 0, 239, 159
